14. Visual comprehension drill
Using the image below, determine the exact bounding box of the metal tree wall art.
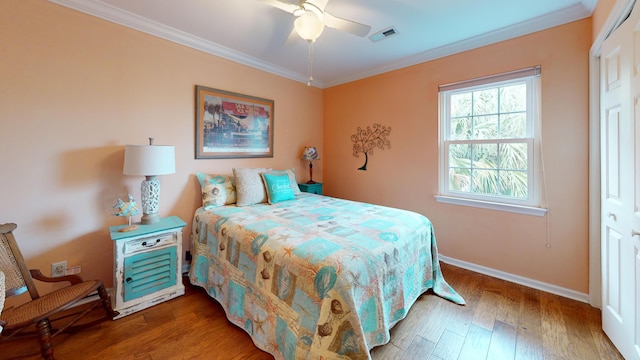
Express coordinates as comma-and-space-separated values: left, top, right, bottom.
351, 123, 391, 170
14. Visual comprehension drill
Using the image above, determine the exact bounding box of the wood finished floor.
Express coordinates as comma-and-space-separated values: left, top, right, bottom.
1, 263, 623, 360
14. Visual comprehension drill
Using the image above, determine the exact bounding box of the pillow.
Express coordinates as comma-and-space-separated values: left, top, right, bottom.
233, 167, 271, 206
196, 173, 236, 209
261, 172, 296, 204
269, 168, 301, 195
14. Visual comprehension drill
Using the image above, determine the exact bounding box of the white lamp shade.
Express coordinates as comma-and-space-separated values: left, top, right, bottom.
294, 11, 324, 41
123, 145, 175, 176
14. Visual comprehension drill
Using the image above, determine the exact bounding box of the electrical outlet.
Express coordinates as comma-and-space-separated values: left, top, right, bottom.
66, 265, 81, 275
51, 261, 67, 277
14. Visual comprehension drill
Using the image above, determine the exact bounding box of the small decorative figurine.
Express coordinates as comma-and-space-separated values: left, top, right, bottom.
113, 194, 139, 232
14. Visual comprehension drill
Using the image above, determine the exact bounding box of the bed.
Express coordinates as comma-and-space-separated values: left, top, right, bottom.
188, 169, 464, 360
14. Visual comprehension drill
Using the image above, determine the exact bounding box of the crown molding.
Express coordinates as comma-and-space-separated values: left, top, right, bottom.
48, 0, 318, 87
324, 3, 593, 87
49, 0, 592, 89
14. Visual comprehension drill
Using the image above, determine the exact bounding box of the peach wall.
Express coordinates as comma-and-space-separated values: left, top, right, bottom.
0, 0, 322, 296
592, 0, 618, 40
323, 19, 592, 293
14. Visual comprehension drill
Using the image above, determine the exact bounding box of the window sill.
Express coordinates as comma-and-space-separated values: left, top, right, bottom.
434, 195, 548, 216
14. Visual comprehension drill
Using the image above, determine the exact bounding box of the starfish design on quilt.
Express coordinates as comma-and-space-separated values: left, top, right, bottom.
266, 300, 279, 319
348, 271, 362, 290
283, 246, 294, 257
269, 341, 279, 353
214, 280, 224, 296
254, 315, 266, 335
273, 233, 291, 243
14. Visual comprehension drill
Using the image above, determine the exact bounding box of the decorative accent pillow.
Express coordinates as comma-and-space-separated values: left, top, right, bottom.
233, 167, 271, 206
261, 172, 296, 204
196, 173, 236, 209
269, 168, 301, 195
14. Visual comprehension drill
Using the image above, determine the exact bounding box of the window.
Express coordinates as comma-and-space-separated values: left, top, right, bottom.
436, 67, 546, 216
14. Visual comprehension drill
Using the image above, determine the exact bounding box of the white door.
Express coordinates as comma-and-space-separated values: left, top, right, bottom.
601, 3, 640, 359
630, 5, 640, 354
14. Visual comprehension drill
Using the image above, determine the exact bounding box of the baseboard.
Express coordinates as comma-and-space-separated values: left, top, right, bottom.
439, 255, 590, 303
182, 261, 191, 275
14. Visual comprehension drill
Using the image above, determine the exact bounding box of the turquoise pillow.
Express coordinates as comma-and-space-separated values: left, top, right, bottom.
261, 172, 295, 204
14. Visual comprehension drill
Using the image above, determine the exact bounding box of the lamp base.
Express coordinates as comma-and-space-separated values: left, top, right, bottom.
141, 175, 161, 225
141, 213, 160, 225
306, 180, 316, 184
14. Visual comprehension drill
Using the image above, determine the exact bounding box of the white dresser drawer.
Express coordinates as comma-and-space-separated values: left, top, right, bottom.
124, 232, 176, 255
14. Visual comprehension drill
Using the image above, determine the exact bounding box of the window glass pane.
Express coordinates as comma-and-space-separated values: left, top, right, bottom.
450, 117, 472, 140
499, 143, 528, 170
449, 143, 471, 167
450, 93, 472, 117
500, 113, 527, 138
499, 83, 526, 113
498, 170, 528, 198
449, 168, 471, 192
471, 169, 499, 195
473, 88, 498, 115
473, 115, 498, 139
471, 143, 498, 169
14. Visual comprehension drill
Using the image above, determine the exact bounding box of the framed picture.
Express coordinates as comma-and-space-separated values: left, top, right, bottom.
195, 85, 274, 159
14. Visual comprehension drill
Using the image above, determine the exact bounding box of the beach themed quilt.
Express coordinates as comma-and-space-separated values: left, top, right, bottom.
189, 193, 464, 360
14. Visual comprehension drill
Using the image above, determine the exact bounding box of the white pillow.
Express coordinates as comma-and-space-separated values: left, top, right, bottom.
233, 167, 271, 206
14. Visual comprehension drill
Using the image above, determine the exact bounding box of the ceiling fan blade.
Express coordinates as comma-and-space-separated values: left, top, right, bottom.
258, 0, 299, 14
305, 0, 329, 12
323, 13, 371, 37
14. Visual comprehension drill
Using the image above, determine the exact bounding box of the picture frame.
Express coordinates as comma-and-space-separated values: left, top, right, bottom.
195, 85, 274, 159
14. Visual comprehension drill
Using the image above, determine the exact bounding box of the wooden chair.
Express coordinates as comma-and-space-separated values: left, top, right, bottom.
0, 223, 118, 359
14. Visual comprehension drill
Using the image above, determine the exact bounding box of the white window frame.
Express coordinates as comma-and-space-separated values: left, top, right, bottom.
435, 67, 547, 216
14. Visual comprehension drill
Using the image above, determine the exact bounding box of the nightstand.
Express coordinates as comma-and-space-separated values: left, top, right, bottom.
298, 182, 323, 195
109, 216, 186, 319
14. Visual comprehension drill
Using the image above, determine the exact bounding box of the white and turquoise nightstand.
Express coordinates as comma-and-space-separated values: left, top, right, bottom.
298, 182, 323, 195
109, 216, 186, 319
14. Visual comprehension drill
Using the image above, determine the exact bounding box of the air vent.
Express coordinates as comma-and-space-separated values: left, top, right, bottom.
369, 26, 398, 43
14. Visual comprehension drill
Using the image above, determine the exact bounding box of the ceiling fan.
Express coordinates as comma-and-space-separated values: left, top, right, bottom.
260, 0, 371, 41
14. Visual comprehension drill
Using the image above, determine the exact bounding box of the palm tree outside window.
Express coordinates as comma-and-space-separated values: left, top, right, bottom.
437, 67, 546, 215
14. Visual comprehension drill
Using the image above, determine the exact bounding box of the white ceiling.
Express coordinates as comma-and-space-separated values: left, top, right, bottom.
49, 0, 598, 88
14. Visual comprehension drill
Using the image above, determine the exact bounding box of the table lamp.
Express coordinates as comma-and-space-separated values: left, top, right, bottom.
123, 138, 175, 225
301, 146, 319, 184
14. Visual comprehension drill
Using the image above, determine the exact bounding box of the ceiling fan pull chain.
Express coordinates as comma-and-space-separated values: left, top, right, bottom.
307, 40, 314, 87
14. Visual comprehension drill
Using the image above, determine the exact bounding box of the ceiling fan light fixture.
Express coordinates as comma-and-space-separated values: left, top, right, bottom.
294, 10, 324, 41
302, 2, 324, 20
